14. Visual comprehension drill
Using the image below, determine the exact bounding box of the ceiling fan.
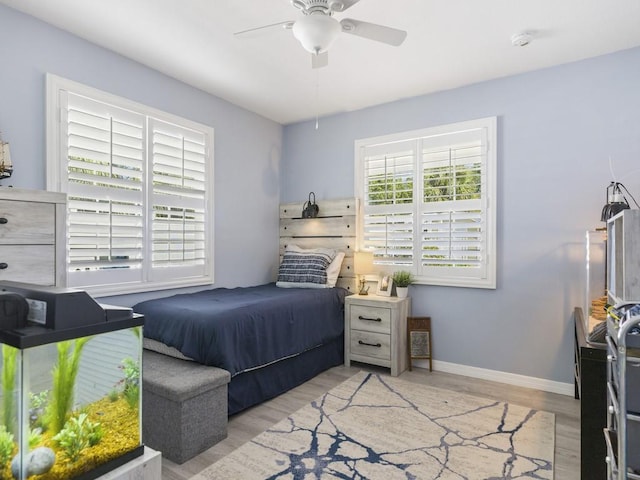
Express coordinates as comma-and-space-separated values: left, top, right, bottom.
235, 0, 407, 68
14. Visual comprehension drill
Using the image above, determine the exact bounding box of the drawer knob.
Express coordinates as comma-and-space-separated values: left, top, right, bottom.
0, 218, 6, 224
0, 263, 7, 270
358, 340, 382, 348
358, 315, 382, 322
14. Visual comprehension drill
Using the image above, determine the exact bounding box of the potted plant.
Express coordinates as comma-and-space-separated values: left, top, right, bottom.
392, 271, 414, 298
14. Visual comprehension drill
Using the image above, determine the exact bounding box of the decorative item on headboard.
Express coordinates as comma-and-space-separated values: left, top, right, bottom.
301, 192, 319, 218
280, 197, 357, 292
0, 132, 13, 180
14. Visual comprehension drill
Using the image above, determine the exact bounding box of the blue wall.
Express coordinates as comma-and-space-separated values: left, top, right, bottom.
282, 47, 640, 385
3, 2, 640, 386
0, 5, 283, 304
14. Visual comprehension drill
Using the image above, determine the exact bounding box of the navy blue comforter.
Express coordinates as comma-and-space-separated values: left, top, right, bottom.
134, 283, 348, 377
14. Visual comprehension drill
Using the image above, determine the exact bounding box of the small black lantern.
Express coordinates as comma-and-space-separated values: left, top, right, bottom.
301, 192, 319, 218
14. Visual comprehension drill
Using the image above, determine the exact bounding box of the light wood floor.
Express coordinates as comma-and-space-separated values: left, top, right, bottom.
161, 364, 580, 480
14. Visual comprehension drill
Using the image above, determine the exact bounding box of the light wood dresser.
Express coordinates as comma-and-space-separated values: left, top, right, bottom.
344, 294, 410, 376
0, 188, 66, 287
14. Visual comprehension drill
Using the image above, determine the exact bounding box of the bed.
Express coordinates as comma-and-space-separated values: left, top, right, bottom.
136, 284, 348, 414
135, 197, 357, 415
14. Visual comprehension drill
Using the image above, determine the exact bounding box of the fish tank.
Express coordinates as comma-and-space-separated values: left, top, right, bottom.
0, 315, 144, 480
585, 228, 607, 339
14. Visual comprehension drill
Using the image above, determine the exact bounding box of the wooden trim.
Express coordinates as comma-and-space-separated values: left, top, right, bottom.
280, 216, 355, 238
280, 197, 356, 219
0, 187, 66, 204
279, 237, 355, 253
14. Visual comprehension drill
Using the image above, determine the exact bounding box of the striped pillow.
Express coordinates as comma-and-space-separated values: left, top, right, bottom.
276, 250, 335, 288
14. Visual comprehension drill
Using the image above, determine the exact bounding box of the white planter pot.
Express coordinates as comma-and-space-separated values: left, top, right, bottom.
396, 286, 409, 298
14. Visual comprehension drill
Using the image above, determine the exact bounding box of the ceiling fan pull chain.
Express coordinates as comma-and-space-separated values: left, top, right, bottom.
315, 68, 320, 130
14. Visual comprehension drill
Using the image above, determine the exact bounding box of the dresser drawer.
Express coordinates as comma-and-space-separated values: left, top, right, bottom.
350, 330, 391, 361
350, 305, 391, 334
0, 201, 56, 244
0, 245, 56, 285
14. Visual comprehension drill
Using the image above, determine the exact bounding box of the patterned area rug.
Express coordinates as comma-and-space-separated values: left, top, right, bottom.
192, 372, 555, 480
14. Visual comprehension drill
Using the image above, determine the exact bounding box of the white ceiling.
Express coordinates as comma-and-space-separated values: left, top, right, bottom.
3, 0, 640, 125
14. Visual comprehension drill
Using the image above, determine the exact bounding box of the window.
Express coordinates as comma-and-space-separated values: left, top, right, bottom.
355, 117, 496, 289
46, 74, 214, 296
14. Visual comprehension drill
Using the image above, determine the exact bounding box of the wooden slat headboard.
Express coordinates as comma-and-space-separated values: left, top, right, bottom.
279, 197, 357, 292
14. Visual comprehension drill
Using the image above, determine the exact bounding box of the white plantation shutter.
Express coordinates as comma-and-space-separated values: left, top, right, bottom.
48, 75, 213, 295
420, 208, 484, 267
356, 117, 496, 289
64, 92, 145, 287
149, 119, 207, 280
420, 129, 487, 280
362, 140, 414, 266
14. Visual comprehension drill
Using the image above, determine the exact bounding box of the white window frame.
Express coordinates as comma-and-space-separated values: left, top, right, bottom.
355, 117, 497, 289
46, 74, 214, 297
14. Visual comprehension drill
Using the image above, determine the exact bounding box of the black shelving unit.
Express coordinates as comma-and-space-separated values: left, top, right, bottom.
575, 307, 608, 480
605, 313, 640, 479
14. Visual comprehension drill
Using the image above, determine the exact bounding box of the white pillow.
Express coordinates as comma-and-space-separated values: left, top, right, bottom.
325, 252, 345, 287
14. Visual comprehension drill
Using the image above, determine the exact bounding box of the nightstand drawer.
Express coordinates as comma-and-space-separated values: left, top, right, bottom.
350, 305, 391, 334
350, 331, 391, 360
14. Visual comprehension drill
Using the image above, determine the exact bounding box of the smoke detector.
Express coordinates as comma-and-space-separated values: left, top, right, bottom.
511, 32, 533, 47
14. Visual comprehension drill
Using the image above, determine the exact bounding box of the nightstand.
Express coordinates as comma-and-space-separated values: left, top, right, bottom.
344, 294, 411, 376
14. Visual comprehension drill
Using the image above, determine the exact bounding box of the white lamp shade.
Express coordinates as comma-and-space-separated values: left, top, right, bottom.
354, 251, 374, 274
292, 14, 341, 54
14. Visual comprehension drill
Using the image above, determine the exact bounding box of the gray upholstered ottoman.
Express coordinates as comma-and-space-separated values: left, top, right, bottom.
142, 350, 231, 464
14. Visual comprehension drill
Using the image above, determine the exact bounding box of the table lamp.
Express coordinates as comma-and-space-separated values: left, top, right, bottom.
354, 251, 374, 295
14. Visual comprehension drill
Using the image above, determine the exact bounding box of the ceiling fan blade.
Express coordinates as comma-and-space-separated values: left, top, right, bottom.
340, 18, 407, 46
328, 0, 362, 12
234, 21, 294, 37
312, 51, 329, 69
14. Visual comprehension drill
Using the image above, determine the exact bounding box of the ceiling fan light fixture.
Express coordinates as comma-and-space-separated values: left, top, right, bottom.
292, 14, 341, 54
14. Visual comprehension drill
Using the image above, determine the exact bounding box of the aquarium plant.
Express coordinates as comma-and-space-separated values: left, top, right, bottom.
28, 428, 43, 450
1, 345, 18, 435
29, 391, 49, 430
131, 326, 141, 340
119, 357, 140, 410
53, 413, 103, 462
0, 425, 14, 465
47, 337, 91, 435
108, 389, 119, 402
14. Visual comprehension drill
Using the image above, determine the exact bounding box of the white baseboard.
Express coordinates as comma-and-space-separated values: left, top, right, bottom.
411, 359, 574, 397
